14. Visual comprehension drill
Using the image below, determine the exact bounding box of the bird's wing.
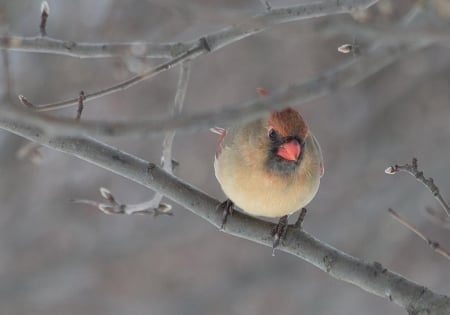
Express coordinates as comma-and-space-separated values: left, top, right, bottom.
210, 127, 227, 159
311, 134, 324, 177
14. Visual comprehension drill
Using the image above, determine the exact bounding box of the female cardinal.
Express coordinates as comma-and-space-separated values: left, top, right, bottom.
212, 98, 323, 249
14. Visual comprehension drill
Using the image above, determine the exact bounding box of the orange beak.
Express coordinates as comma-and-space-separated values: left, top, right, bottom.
276, 140, 301, 161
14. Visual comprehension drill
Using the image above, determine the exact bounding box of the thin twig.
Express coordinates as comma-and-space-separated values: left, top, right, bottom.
149, 60, 192, 211
260, 0, 272, 11
320, 20, 450, 45
72, 187, 173, 217
0, 36, 184, 59
5, 39, 427, 139
1, 0, 377, 59
17, 90, 85, 162
20, 39, 206, 111
79, 61, 193, 216
75, 91, 85, 121
1, 48, 12, 101
388, 208, 450, 260
18, 0, 379, 112
425, 206, 450, 229
40, 1, 50, 37
385, 158, 450, 219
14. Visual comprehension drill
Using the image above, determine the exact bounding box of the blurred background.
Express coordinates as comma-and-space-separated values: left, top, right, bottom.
0, 0, 450, 314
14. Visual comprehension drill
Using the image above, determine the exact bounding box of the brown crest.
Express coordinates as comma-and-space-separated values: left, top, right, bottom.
268, 108, 309, 139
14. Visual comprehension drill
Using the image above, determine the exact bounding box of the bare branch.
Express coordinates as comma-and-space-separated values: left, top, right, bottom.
3, 39, 426, 139
321, 21, 450, 45
40, 1, 50, 37
385, 158, 450, 219
75, 91, 85, 121
1, 0, 378, 60
16, 0, 378, 112
1, 48, 13, 101
22, 39, 206, 111
162, 60, 191, 173
72, 187, 173, 217
149, 60, 192, 211
388, 208, 450, 260
72, 61, 191, 215
0, 36, 184, 59
0, 116, 449, 314
426, 207, 450, 229
80, 60, 193, 215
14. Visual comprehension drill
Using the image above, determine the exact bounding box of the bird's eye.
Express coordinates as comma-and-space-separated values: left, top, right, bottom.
268, 128, 277, 140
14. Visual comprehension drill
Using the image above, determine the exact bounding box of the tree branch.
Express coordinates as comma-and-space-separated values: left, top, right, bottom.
4, 39, 427, 139
320, 20, 450, 45
388, 208, 450, 260
149, 59, 192, 210
1, 48, 12, 102
385, 158, 450, 219
76, 60, 193, 215
0, 110, 448, 314
1, 0, 378, 60
14, 0, 378, 112
20, 39, 206, 111
0, 36, 184, 58
39, 1, 50, 37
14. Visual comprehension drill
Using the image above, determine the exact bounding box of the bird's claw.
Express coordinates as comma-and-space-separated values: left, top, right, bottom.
217, 199, 234, 230
271, 215, 289, 255
292, 208, 307, 230
271, 209, 308, 255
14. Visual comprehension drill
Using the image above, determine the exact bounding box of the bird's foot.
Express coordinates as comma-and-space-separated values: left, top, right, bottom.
271, 209, 308, 256
271, 215, 288, 255
292, 208, 307, 230
217, 199, 234, 230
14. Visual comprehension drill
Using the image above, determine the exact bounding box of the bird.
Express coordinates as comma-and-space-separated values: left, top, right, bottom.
212, 89, 323, 250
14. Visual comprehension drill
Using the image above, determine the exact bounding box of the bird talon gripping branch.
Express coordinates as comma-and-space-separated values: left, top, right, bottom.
217, 199, 235, 230
271, 215, 289, 250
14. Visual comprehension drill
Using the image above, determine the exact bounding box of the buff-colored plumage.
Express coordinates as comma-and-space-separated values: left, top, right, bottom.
214, 108, 323, 218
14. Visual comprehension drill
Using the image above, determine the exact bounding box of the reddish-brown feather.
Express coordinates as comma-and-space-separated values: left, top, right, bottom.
268, 108, 309, 139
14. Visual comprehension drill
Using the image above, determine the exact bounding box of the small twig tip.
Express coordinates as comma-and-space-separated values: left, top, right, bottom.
18, 95, 35, 108
338, 44, 353, 54
384, 166, 397, 174
99, 187, 115, 203
41, 1, 50, 15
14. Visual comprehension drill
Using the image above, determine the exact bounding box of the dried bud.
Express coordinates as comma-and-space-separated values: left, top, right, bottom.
157, 202, 172, 213
18, 95, 32, 108
337, 44, 353, 54
41, 1, 50, 15
384, 166, 397, 174
99, 187, 116, 203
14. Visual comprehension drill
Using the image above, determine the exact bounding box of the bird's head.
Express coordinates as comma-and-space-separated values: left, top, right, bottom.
264, 108, 309, 174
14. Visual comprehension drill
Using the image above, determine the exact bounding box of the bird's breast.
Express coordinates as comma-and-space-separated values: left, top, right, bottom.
214, 146, 320, 218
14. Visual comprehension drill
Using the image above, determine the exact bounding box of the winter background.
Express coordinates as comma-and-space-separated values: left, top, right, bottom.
0, 0, 449, 314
